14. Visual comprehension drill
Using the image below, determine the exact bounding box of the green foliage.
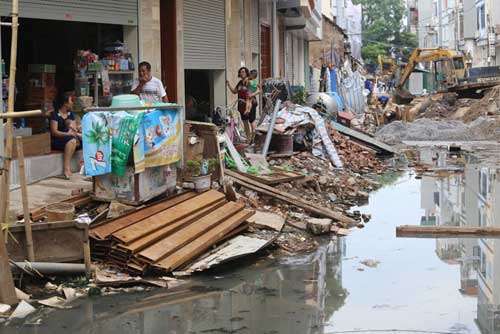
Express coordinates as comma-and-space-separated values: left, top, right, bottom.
352, 0, 418, 64
362, 43, 388, 65
186, 159, 201, 177
291, 86, 306, 105
85, 121, 109, 149
207, 158, 218, 173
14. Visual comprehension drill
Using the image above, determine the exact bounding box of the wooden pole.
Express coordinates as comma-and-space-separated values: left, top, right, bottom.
0, 109, 41, 119
397, 225, 500, 238
0, 0, 19, 225
16, 136, 35, 262
0, 0, 20, 305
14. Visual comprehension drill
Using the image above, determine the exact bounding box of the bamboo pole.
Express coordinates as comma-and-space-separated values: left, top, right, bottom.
16, 137, 35, 262
0, 0, 19, 305
0, 0, 19, 225
0, 109, 41, 119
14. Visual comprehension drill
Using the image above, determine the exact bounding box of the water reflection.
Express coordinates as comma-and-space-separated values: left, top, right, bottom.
3, 239, 346, 334
421, 161, 500, 334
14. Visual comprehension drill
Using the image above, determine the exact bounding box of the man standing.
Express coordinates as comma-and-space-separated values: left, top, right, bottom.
132, 61, 169, 104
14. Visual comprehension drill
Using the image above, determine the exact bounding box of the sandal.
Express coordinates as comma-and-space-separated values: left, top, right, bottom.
56, 175, 71, 180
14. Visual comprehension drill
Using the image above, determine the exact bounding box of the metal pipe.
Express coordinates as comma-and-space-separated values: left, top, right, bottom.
10, 262, 95, 275
262, 99, 281, 157
85, 105, 180, 112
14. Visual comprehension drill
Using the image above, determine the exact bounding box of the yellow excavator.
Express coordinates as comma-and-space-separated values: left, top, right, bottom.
394, 48, 466, 104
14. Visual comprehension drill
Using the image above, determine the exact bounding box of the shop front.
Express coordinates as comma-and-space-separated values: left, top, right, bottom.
182, 0, 226, 122
0, 0, 140, 186
1, 0, 139, 124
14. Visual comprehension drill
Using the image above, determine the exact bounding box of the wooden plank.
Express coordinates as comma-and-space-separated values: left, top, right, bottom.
239, 170, 305, 185
397, 225, 500, 238
138, 202, 245, 263
225, 170, 356, 225
16, 136, 35, 262
9, 132, 50, 159
90, 192, 198, 240
122, 199, 227, 254
155, 209, 254, 272
331, 121, 395, 154
112, 190, 226, 244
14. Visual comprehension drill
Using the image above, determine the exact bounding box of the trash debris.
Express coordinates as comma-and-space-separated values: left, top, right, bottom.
9, 301, 36, 319
15, 288, 31, 301
38, 296, 73, 309
360, 259, 380, 268
0, 304, 11, 314
306, 218, 333, 235
247, 210, 285, 232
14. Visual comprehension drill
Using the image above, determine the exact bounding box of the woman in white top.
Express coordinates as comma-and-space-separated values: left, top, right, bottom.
131, 61, 169, 104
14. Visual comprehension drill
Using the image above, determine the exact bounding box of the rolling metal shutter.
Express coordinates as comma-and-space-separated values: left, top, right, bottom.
183, 0, 225, 70
251, 0, 259, 54
0, 0, 138, 26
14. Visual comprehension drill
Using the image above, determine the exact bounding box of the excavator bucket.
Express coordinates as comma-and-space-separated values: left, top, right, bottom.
393, 87, 415, 104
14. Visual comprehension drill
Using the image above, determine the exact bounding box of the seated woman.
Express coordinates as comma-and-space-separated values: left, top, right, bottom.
50, 94, 80, 179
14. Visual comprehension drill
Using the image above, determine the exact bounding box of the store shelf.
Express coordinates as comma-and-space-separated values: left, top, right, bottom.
108, 71, 135, 75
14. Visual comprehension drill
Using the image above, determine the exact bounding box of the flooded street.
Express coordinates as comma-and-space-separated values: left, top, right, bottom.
4, 154, 500, 334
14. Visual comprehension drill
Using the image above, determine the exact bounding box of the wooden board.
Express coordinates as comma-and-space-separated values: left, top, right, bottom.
138, 202, 245, 263
331, 121, 395, 154
155, 209, 254, 271
112, 190, 226, 244
225, 170, 356, 225
238, 170, 305, 185
121, 199, 227, 254
9, 133, 50, 159
397, 225, 500, 238
7, 220, 86, 262
90, 192, 197, 240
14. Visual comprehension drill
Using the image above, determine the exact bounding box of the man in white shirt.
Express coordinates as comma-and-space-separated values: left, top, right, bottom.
131, 61, 169, 104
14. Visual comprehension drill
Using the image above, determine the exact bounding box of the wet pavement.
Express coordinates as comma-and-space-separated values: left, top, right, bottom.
3, 151, 500, 334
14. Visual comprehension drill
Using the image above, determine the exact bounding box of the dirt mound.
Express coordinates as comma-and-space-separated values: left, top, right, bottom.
462, 85, 500, 122
375, 117, 500, 144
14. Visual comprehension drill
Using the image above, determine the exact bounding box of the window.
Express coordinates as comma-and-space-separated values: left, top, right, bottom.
433, 2, 438, 17
477, 4, 486, 31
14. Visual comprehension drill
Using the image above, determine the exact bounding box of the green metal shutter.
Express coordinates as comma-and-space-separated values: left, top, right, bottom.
183, 0, 226, 70
0, 0, 138, 26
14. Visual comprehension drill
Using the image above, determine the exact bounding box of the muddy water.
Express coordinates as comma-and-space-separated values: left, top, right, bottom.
4, 162, 499, 334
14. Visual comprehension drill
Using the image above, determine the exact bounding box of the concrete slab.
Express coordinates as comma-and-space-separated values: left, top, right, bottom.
8, 174, 92, 220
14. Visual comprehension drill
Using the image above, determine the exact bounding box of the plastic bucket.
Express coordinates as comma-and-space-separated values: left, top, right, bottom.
111, 94, 141, 108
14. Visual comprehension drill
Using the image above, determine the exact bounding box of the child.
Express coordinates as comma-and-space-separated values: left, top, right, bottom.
65, 116, 82, 140
244, 70, 258, 115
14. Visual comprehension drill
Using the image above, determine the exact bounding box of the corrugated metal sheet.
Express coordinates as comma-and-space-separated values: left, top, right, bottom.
0, 0, 138, 26
251, 0, 259, 53
183, 0, 226, 70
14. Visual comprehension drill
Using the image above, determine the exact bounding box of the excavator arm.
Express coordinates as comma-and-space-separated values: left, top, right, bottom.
396, 48, 455, 89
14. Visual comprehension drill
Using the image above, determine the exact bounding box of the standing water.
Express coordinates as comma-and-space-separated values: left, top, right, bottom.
3, 157, 499, 334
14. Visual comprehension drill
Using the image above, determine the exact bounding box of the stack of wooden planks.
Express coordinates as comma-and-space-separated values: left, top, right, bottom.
89, 190, 254, 275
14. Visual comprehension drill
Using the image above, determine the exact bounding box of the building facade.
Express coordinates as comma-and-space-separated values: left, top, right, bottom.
414, 0, 500, 66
